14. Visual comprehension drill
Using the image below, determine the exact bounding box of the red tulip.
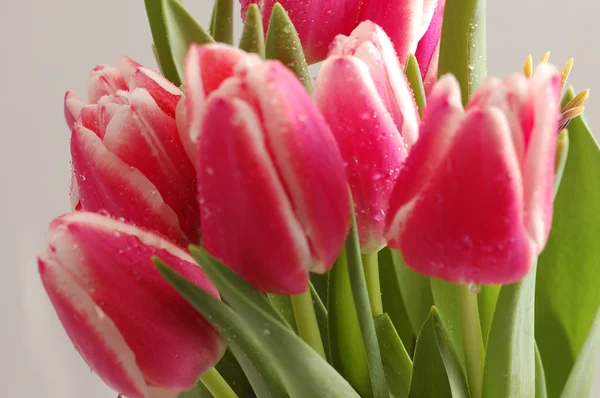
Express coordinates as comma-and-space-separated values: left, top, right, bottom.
186, 44, 351, 294
65, 57, 198, 246
38, 212, 225, 398
386, 64, 561, 284
314, 22, 418, 253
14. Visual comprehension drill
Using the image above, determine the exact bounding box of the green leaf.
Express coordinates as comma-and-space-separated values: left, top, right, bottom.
345, 209, 389, 398
438, 0, 487, 103
328, 249, 373, 397
265, 3, 311, 91
151, 43, 165, 75
404, 54, 426, 116
535, 342, 548, 398
179, 383, 213, 398
239, 4, 266, 57
185, 249, 361, 398
310, 272, 329, 309
163, 0, 214, 83
536, 86, 600, 398
429, 279, 465, 372
310, 283, 331, 362
390, 249, 434, 335
154, 259, 288, 398
215, 349, 255, 397
379, 247, 413, 352
409, 307, 469, 398
267, 294, 298, 334
144, 0, 180, 85
374, 314, 413, 398
554, 129, 569, 198
478, 285, 500, 345
560, 308, 600, 398
482, 265, 537, 398
210, 0, 233, 44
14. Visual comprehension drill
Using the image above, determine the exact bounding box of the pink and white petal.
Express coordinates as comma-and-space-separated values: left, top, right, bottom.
48, 212, 224, 391
116, 56, 143, 84
415, 0, 445, 79
87, 65, 128, 103
96, 95, 125, 139
70, 123, 188, 245
128, 66, 183, 118
70, 172, 81, 211
185, 44, 247, 147
386, 75, 464, 240
103, 89, 199, 243
245, 62, 350, 271
422, 43, 439, 95
38, 256, 148, 398
176, 97, 196, 165
315, 57, 406, 253
198, 95, 311, 294
522, 64, 561, 249
64, 91, 86, 129
399, 108, 535, 285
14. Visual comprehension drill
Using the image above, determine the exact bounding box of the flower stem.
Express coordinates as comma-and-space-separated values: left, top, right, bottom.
362, 252, 383, 317
456, 284, 484, 398
199, 367, 238, 398
291, 288, 326, 359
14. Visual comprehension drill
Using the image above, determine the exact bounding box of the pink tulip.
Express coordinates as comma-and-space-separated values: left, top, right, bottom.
38, 212, 225, 398
239, 0, 443, 69
186, 44, 351, 294
314, 22, 418, 253
386, 64, 561, 284
240, 0, 363, 63
65, 57, 198, 246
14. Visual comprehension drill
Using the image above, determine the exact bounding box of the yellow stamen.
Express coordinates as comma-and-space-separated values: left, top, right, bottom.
539, 51, 551, 65
561, 105, 585, 122
523, 55, 533, 78
563, 89, 590, 112
560, 58, 574, 89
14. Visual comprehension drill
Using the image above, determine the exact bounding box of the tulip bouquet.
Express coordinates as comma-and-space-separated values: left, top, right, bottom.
38, 0, 600, 397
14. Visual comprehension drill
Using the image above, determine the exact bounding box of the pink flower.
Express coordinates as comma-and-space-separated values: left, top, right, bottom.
314, 22, 419, 253
186, 44, 351, 294
65, 57, 198, 246
386, 64, 561, 284
38, 212, 225, 398
238, 0, 444, 70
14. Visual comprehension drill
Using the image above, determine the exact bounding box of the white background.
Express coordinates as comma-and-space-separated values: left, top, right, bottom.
0, 0, 597, 396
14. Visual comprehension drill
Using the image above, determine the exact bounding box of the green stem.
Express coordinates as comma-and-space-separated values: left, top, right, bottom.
362, 252, 383, 317
291, 288, 326, 359
456, 284, 484, 398
199, 367, 238, 398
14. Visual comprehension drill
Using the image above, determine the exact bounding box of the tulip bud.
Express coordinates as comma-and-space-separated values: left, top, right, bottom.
186, 44, 350, 294
38, 212, 225, 398
65, 58, 198, 245
386, 65, 561, 285
314, 22, 418, 253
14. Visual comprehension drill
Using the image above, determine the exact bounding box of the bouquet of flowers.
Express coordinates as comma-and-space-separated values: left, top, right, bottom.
38, 0, 599, 397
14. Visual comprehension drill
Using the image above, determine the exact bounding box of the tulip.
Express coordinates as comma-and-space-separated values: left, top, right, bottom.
186, 44, 351, 294
314, 21, 419, 253
65, 57, 198, 246
38, 212, 225, 398
239, 0, 444, 69
386, 64, 561, 284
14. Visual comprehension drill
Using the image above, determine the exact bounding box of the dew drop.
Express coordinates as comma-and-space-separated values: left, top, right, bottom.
468, 283, 481, 294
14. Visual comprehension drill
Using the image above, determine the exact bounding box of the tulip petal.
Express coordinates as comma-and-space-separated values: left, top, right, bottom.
415, 0, 445, 79
39, 256, 148, 398
198, 95, 311, 294
87, 65, 128, 103
70, 122, 188, 245
185, 44, 247, 150
64, 91, 86, 129
103, 89, 199, 243
330, 21, 420, 148
128, 66, 183, 118
387, 75, 464, 237
522, 64, 561, 249
245, 61, 350, 270
48, 212, 224, 391
243, 0, 361, 63
397, 108, 535, 284
315, 56, 406, 252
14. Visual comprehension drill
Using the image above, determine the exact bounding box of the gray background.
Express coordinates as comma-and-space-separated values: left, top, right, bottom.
0, 0, 596, 396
